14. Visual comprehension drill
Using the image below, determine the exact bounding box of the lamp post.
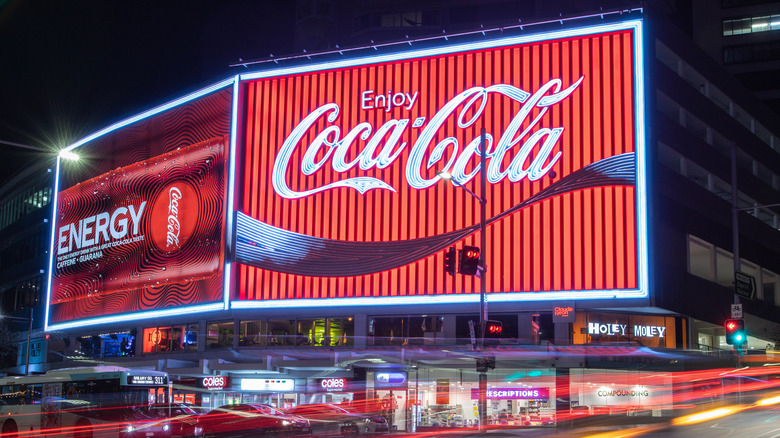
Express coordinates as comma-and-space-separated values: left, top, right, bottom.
438, 128, 489, 429
1, 308, 34, 376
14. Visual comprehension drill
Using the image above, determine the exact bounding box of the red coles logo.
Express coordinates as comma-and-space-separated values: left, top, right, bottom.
149, 182, 198, 252
202, 376, 228, 389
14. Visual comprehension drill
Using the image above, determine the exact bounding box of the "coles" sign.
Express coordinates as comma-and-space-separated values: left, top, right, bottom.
319, 378, 349, 392
201, 376, 230, 390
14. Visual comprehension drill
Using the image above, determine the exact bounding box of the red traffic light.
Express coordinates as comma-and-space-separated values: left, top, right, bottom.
459, 245, 481, 276
486, 320, 503, 335
726, 320, 737, 331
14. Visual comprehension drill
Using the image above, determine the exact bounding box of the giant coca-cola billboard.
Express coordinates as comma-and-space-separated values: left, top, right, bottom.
232, 20, 647, 304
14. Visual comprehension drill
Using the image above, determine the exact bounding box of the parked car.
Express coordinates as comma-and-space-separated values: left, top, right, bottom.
285, 403, 389, 436
197, 403, 311, 437
148, 403, 205, 437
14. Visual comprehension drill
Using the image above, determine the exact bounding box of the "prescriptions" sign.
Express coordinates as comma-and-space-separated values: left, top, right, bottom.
471, 387, 550, 400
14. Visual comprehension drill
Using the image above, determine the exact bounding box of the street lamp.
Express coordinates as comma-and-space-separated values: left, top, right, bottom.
0, 308, 34, 376
438, 128, 489, 429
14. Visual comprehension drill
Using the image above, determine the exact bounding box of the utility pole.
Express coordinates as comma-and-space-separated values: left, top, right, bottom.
478, 128, 488, 430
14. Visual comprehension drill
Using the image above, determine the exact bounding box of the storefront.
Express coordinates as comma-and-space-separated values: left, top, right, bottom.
368, 370, 409, 431
573, 312, 681, 348
304, 377, 355, 405
416, 367, 556, 428
569, 369, 674, 416
237, 377, 300, 409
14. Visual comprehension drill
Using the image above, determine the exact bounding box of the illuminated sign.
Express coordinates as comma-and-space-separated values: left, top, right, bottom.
128, 375, 168, 386
588, 322, 666, 338
319, 378, 349, 392
240, 378, 295, 392
375, 372, 407, 387
233, 20, 647, 305
201, 376, 230, 390
597, 389, 649, 397
553, 302, 575, 323
471, 387, 550, 400
48, 135, 227, 327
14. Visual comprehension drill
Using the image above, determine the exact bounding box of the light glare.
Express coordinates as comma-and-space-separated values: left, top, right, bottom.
59, 150, 79, 161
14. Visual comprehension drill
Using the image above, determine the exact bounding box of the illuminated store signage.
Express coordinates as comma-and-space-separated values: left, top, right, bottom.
241, 378, 295, 392
319, 378, 349, 392
597, 388, 649, 397
588, 322, 666, 338
375, 372, 407, 387
553, 302, 575, 323
201, 376, 230, 390
234, 20, 647, 305
471, 387, 550, 400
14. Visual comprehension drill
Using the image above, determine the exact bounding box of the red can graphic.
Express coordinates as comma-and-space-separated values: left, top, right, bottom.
51, 136, 226, 315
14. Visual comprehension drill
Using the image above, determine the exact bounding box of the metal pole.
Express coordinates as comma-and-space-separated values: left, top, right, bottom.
478, 128, 488, 430
25, 308, 32, 376
731, 143, 741, 305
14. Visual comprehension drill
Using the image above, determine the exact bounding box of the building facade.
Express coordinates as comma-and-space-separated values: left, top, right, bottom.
29, 4, 780, 429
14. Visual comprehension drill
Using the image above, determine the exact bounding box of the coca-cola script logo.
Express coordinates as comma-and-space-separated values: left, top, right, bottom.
150, 182, 198, 252
273, 78, 582, 199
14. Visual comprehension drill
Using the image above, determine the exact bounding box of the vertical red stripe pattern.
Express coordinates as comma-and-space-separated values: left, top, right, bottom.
238, 29, 639, 301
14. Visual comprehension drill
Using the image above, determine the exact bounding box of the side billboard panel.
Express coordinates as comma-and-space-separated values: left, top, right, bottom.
233, 21, 647, 305
47, 86, 232, 328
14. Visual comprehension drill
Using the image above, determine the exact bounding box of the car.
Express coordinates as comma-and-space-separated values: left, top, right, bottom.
148, 403, 205, 437
285, 403, 389, 436
196, 403, 311, 437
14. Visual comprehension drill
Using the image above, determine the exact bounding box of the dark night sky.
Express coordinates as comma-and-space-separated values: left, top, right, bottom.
0, 0, 296, 187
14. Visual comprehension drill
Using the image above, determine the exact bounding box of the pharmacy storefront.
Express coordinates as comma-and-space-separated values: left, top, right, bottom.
416, 368, 556, 429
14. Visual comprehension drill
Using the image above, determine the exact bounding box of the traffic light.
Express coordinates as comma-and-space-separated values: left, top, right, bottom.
443, 247, 456, 276
476, 355, 496, 372
459, 245, 480, 276
483, 320, 503, 345
725, 319, 746, 346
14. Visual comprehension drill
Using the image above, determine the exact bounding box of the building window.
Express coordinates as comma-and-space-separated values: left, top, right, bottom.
723, 14, 780, 36
239, 320, 267, 347
0, 186, 51, 231
268, 320, 295, 347
296, 318, 354, 346
724, 40, 780, 64
207, 322, 234, 349
688, 236, 714, 281
370, 315, 443, 346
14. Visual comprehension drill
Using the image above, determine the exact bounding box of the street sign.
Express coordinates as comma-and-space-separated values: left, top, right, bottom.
468, 320, 476, 346
734, 271, 756, 300
731, 303, 743, 319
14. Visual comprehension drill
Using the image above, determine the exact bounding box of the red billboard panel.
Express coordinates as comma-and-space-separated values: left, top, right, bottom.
234, 22, 645, 303
50, 137, 227, 323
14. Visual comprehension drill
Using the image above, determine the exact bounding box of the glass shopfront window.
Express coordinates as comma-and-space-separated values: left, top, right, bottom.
370, 315, 443, 346
297, 318, 355, 346
242, 318, 354, 347
143, 324, 198, 353
239, 320, 267, 346
207, 322, 234, 349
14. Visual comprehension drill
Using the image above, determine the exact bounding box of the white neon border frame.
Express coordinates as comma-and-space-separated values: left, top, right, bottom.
45, 78, 238, 332
231, 19, 649, 310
